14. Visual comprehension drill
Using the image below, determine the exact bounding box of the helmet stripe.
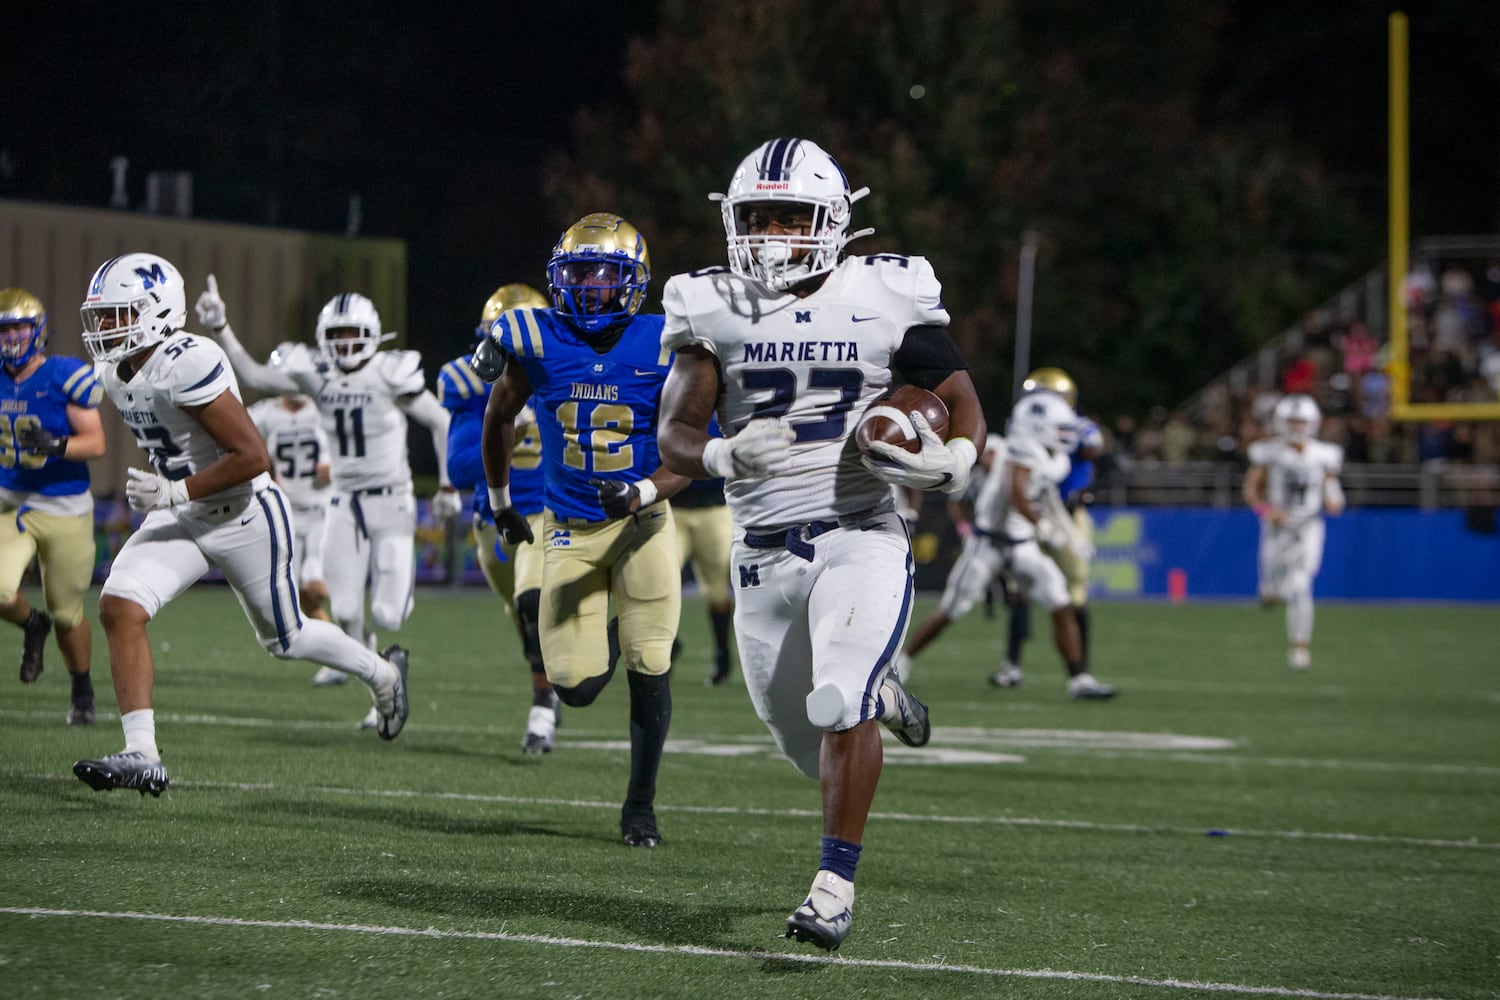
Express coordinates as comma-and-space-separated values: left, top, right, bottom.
90, 256, 123, 296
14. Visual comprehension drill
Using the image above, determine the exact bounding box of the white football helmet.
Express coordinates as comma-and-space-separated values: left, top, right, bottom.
713, 138, 874, 291
1009, 391, 1079, 455
1273, 393, 1321, 444
79, 253, 187, 363
315, 292, 390, 371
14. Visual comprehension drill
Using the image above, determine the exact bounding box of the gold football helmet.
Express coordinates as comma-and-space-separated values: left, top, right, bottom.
546, 213, 650, 335
0, 288, 48, 368
475, 283, 548, 340
1022, 366, 1077, 408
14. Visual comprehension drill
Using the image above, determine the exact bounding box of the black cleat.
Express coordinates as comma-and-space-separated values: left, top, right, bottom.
706, 649, 731, 687
19, 610, 51, 683
66, 695, 95, 726
620, 802, 662, 848
74, 750, 169, 797
375, 645, 410, 740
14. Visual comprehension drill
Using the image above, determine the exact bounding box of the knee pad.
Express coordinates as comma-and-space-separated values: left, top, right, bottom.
100, 574, 165, 621
806, 680, 868, 732
552, 662, 615, 708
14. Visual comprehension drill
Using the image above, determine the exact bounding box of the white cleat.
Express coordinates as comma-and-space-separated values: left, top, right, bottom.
1288, 647, 1311, 670
311, 666, 349, 686
359, 706, 379, 729
786, 870, 855, 950
990, 661, 1023, 688
1067, 672, 1117, 700
521, 701, 558, 754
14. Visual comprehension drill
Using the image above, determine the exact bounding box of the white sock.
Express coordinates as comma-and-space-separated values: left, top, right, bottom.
1286, 587, 1314, 646
284, 619, 382, 683
121, 708, 158, 758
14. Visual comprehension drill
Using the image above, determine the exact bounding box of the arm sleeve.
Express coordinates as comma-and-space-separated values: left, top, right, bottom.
398, 388, 452, 486
216, 327, 300, 394
893, 325, 968, 390
444, 408, 483, 490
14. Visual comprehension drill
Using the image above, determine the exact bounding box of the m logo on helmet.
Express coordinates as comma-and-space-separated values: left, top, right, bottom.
135, 263, 169, 289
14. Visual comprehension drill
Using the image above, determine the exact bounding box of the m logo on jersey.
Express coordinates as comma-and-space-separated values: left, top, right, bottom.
135, 263, 169, 289
795, 311, 812, 324
738, 564, 761, 588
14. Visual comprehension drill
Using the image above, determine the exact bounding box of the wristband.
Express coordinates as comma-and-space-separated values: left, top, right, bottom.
946, 436, 978, 468
488, 485, 511, 511
634, 478, 659, 508
702, 438, 733, 479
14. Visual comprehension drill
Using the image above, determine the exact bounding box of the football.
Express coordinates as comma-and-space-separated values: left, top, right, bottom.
855, 385, 950, 456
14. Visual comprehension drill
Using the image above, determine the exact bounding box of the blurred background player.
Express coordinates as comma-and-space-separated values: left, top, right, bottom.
435, 282, 562, 753
473, 214, 688, 846
993, 367, 1106, 688
73, 253, 409, 796
900, 391, 1115, 699
0, 288, 107, 724
200, 278, 454, 716
248, 391, 335, 641
1243, 393, 1344, 669
660, 137, 984, 950
669, 413, 735, 687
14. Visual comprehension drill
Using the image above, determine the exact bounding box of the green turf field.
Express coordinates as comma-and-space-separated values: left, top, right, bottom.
1, 589, 1496, 999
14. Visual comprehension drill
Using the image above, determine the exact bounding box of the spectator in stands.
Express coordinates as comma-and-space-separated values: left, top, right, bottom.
1161, 409, 1196, 463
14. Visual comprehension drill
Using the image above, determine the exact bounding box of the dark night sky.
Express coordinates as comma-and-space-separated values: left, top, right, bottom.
8, 2, 1498, 364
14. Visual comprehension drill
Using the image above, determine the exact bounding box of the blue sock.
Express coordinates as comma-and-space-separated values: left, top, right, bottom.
820, 836, 862, 882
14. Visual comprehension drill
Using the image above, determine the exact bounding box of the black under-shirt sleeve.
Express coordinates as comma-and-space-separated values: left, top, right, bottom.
892, 325, 967, 390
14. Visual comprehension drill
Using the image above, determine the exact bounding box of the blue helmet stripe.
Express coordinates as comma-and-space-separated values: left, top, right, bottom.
90, 256, 123, 296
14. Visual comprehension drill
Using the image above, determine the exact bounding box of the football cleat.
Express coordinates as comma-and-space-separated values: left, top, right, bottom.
521, 694, 559, 754
373, 645, 410, 740
73, 750, 169, 797
19, 610, 51, 683
66, 695, 96, 726
1288, 647, 1311, 670
1067, 672, 1117, 700
786, 870, 854, 950
310, 665, 349, 686
707, 649, 731, 687
878, 675, 931, 747
358, 706, 379, 729
990, 661, 1023, 688
620, 802, 662, 848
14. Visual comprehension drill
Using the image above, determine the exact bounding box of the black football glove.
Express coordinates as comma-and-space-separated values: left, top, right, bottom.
16, 424, 68, 458
592, 478, 640, 520
495, 505, 534, 546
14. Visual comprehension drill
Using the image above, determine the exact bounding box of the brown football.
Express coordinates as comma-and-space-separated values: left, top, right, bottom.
855, 385, 951, 455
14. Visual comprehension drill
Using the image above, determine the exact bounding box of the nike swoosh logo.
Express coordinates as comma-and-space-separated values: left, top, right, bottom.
851, 315, 880, 323
634, 369, 655, 376
240, 516, 256, 525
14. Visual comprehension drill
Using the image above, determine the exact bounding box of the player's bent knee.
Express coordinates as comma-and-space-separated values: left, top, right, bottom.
551, 669, 613, 708
98, 583, 158, 626
806, 681, 852, 730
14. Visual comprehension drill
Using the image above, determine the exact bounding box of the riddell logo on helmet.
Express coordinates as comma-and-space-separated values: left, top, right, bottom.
755, 182, 792, 191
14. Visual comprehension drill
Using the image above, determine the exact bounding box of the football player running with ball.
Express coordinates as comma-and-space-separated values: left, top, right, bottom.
200, 279, 453, 711
658, 138, 986, 950
472, 214, 689, 847
1243, 393, 1344, 670
73, 254, 409, 797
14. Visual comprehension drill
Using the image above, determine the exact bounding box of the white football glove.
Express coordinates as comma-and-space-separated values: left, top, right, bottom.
430, 487, 464, 521
702, 418, 797, 480
861, 412, 977, 495
1034, 515, 1064, 549
125, 467, 190, 512
194, 274, 227, 332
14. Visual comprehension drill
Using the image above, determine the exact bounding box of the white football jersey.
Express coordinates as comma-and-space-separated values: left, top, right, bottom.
271, 344, 425, 492
1247, 437, 1343, 526
97, 333, 271, 507
662, 254, 950, 528
975, 434, 1070, 539
249, 396, 331, 511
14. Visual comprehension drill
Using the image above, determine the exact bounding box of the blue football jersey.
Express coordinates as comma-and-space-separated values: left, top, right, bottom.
0, 356, 102, 497
1058, 417, 1103, 503
437, 353, 545, 520
491, 308, 670, 522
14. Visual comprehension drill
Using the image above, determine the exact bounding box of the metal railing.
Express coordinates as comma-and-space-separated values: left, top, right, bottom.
1094, 461, 1500, 510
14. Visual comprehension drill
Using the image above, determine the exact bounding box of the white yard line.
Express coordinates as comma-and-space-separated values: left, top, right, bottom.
0, 907, 1453, 1000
